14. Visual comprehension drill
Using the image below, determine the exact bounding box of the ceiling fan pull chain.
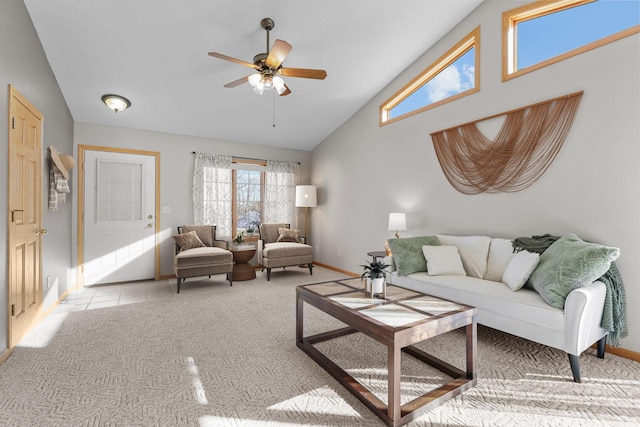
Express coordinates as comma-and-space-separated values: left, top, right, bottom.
273, 91, 276, 128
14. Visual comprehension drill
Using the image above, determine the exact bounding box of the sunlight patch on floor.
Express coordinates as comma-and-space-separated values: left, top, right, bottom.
267, 385, 362, 418
17, 312, 68, 348
186, 356, 208, 405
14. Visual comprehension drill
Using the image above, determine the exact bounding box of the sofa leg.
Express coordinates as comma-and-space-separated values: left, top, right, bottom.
568, 353, 581, 383
597, 336, 607, 359
227, 272, 233, 287
267, 268, 271, 281
177, 278, 181, 294
308, 263, 313, 276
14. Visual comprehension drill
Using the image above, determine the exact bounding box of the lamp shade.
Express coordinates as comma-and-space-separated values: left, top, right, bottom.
295, 185, 317, 207
388, 213, 406, 231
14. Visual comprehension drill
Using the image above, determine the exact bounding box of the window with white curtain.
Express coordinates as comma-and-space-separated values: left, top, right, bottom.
193, 155, 299, 242
264, 160, 299, 226
192, 153, 233, 241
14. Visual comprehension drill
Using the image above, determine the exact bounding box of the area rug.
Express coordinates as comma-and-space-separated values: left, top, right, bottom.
1, 266, 638, 426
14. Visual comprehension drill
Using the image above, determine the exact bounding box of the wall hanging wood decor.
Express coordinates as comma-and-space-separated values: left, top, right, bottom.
430, 91, 583, 194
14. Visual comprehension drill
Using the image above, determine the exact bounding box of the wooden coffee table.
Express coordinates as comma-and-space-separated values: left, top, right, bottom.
296, 278, 477, 427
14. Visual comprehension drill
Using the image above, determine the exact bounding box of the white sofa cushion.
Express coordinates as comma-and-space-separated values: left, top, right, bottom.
437, 235, 491, 279
502, 250, 540, 291
485, 238, 516, 281
422, 245, 466, 276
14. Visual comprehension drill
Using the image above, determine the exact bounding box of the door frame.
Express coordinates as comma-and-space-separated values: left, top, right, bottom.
77, 145, 161, 287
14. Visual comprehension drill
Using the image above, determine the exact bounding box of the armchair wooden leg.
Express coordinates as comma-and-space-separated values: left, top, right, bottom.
177, 277, 182, 294
267, 268, 272, 281
227, 272, 233, 287
308, 263, 313, 276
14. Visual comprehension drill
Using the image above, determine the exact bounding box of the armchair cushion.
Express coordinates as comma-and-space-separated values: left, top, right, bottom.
277, 228, 300, 243
173, 231, 205, 251
263, 242, 312, 259
175, 246, 233, 267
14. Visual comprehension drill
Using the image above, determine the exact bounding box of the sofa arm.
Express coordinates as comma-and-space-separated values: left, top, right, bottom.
564, 281, 608, 355
384, 256, 395, 272
257, 239, 265, 263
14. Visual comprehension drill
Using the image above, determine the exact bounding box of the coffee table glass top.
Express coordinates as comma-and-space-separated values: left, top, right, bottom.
303, 278, 468, 327
359, 303, 431, 327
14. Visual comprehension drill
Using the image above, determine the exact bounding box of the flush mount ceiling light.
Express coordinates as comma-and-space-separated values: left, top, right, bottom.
101, 94, 131, 113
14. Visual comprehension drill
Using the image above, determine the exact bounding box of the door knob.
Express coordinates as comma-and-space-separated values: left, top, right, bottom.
35, 228, 47, 235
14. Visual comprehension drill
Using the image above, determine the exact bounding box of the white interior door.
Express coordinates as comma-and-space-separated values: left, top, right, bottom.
83, 150, 156, 285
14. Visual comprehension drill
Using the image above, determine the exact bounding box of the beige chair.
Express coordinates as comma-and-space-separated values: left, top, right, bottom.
257, 223, 313, 281
173, 225, 233, 293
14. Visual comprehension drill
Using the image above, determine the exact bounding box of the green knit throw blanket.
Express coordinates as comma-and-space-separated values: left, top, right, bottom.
513, 234, 628, 346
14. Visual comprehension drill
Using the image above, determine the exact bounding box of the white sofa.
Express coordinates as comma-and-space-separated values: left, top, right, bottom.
385, 234, 610, 382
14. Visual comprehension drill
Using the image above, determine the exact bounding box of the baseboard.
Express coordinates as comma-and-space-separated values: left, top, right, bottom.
312, 262, 358, 278
602, 344, 640, 363
41, 284, 81, 319
159, 274, 175, 280
0, 347, 11, 365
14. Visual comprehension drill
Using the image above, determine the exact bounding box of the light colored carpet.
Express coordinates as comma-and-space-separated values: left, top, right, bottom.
1, 266, 639, 426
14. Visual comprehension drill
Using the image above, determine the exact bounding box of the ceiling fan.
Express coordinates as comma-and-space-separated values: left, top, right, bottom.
208, 18, 327, 96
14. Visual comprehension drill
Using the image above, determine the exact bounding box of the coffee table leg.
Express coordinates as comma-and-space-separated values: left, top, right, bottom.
296, 293, 304, 344
388, 343, 402, 422
466, 317, 477, 380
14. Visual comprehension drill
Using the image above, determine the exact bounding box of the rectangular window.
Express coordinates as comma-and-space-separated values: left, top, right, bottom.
232, 159, 265, 238
380, 27, 480, 125
503, 0, 640, 81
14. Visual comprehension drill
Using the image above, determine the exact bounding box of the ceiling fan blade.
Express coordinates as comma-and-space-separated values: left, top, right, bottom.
279, 84, 291, 97
266, 39, 292, 69
224, 76, 250, 88
208, 52, 257, 69
278, 67, 327, 80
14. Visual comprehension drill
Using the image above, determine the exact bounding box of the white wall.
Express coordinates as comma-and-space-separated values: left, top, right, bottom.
73, 123, 312, 277
0, 0, 74, 354
311, 1, 640, 352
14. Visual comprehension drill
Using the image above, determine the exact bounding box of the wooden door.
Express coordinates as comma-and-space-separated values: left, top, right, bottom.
81, 148, 158, 285
8, 85, 44, 348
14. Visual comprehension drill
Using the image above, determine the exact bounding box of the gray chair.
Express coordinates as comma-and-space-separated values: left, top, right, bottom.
173, 225, 233, 293
257, 223, 313, 281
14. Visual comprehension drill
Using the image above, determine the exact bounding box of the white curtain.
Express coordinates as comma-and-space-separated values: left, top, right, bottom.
264, 160, 299, 227
193, 153, 233, 241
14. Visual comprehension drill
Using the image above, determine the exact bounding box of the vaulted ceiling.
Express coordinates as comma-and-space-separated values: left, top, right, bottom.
24, 0, 483, 150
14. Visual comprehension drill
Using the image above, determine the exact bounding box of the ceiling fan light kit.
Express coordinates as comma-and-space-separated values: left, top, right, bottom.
208, 17, 327, 97
101, 94, 131, 113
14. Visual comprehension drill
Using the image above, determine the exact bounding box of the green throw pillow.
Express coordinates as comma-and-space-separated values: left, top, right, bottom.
528, 233, 619, 309
388, 236, 440, 276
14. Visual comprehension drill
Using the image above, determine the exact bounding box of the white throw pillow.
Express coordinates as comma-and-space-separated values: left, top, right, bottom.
422, 245, 467, 276
437, 235, 491, 279
485, 238, 516, 281
502, 250, 540, 291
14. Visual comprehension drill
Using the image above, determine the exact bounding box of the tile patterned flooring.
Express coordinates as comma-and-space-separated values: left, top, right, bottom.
52, 280, 175, 314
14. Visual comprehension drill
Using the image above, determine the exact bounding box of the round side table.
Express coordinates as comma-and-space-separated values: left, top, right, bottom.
230, 247, 257, 281
367, 251, 387, 263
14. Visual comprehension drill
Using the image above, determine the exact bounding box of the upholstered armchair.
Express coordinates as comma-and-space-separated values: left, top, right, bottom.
173, 225, 233, 293
257, 223, 313, 281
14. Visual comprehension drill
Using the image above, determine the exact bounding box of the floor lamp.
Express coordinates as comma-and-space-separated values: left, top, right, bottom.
295, 185, 317, 244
